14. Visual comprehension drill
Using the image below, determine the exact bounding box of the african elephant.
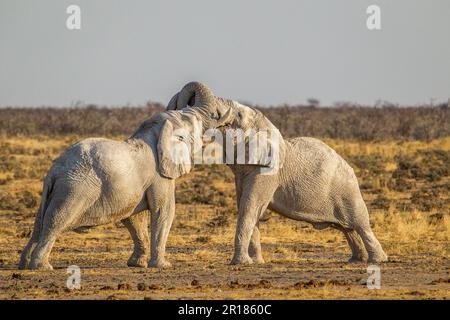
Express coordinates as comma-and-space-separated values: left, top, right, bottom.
18, 83, 233, 270
167, 83, 388, 264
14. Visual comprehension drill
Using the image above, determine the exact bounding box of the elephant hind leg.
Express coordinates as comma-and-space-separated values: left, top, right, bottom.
249, 224, 265, 264
343, 229, 368, 262
29, 234, 57, 270
19, 208, 43, 269
19, 182, 52, 269
351, 202, 387, 263
122, 210, 150, 268
29, 196, 85, 270
332, 225, 367, 262
18, 233, 39, 269
29, 210, 66, 270
336, 191, 387, 263
355, 226, 388, 263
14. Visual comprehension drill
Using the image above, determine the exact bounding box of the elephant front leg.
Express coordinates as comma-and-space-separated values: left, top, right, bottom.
231, 175, 276, 265
147, 182, 175, 268
122, 210, 150, 268
231, 203, 267, 265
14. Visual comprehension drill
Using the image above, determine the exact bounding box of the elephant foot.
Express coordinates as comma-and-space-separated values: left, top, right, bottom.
18, 258, 30, 270
348, 256, 367, 263
29, 260, 53, 271
230, 255, 253, 265
252, 256, 265, 264
127, 255, 149, 268
148, 259, 172, 269
368, 251, 388, 263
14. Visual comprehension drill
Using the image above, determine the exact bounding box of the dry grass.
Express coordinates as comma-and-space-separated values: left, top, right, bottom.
0, 136, 449, 299
1, 105, 450, 140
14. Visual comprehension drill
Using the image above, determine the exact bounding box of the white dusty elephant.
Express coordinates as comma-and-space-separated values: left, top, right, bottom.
18, 83, 233, 270
167, 83, 388, 264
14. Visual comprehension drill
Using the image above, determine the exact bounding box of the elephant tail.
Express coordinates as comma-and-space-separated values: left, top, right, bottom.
32, 175, 55, 239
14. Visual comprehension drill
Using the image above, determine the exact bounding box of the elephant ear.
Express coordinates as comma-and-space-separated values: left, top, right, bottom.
157, 120, 192, 179
250, 128, 286, 175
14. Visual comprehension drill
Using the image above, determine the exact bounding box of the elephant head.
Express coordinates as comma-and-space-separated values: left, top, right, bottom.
166, 82, 286, 174
134, 82, 234, 179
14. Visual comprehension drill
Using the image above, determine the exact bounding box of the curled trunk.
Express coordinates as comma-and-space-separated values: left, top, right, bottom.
166, 82, 215, 110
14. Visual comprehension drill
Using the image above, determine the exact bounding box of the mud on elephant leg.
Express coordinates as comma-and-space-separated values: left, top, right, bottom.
122, 211, 150, 268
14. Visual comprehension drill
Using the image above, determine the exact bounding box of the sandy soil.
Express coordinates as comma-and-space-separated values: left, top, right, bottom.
0, 137, 448, 299
1, 206, 448, 300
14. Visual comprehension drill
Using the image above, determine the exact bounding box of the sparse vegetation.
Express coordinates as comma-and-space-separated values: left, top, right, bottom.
1, 104, 449, 140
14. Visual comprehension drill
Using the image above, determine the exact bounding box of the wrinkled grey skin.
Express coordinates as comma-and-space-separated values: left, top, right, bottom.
168, 83, 388, 264
18, 82, 232, 270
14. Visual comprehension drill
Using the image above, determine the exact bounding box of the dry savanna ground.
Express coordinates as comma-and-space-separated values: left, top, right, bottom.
0, 135, 449, 299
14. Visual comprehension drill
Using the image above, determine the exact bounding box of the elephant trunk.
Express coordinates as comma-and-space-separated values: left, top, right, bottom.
166, 82, 215, 110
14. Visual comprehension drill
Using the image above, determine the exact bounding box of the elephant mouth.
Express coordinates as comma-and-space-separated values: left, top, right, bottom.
167, 124, 282, 173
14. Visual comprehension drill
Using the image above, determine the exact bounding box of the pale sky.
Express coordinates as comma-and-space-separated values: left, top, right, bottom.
1, 0, 449, 107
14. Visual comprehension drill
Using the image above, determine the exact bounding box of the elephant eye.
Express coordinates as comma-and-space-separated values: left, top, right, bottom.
211, 112, 219, 119
237, 112, 243, 119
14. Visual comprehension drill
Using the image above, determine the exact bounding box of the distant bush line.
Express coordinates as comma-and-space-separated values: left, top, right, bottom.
1, 103, 449, 140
